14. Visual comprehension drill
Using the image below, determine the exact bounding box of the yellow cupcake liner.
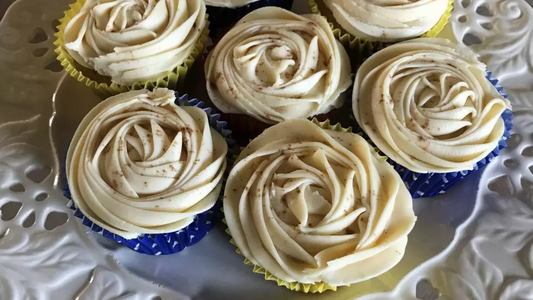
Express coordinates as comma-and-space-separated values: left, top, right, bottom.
421, 0, 453, 39
54, 0, 209, 98
221, 218, 338, 293
223, 118, 362, 294
311, 118, 352, 133
308, 0, 453, 63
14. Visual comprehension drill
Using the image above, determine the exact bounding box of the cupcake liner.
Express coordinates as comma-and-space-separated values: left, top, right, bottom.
207, 0, 293, 39
238, 245, 336, 293
222, 118, 361, 293
223, 113, 271, 144
211, 86, 354, 144
63, 92, 235, 255
307, 0, 453, 65
351, 72, 514, 198
54, 0, 210, 98
220, 111, 349, 146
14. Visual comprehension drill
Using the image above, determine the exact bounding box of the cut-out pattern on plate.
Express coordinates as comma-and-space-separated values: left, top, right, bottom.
0, 0, 532, 299
358, 108, 533, 300
0, 0, 191, 299
452, 0, 533, 107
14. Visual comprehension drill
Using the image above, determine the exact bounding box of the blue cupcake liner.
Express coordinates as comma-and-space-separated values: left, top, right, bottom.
207, 0, 293, 38
63, 92, 235, 255
351, 72, 513, 198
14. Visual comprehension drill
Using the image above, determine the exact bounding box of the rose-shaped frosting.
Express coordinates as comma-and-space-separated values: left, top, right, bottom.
323, 0, 448, 42
205, 7, 351, 124
353, 38, 512, 173
63, 0, 206, 85
66, 88, 228, 238
224, 119, 416, 285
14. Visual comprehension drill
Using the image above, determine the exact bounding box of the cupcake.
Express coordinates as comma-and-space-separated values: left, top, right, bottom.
223, 119, 417, 292
352, 38, 513, 198
55, 0, 208, 96
65, 88, 229, 254
205, 7, 352, 140
308, 0, 452, 63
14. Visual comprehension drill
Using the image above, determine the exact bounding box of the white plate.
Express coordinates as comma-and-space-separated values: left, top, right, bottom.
1, 0, 532, 299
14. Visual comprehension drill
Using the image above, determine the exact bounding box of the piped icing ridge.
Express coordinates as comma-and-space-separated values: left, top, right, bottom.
323, 0, 448, 42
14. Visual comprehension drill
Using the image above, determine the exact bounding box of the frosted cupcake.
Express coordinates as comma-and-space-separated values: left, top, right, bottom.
352, 38, 513, 198
224, 119, 417, 292
55, 0, 208, 96
308, 0, 452, 62
205, 7, 352, 138
65, 88, 229, 254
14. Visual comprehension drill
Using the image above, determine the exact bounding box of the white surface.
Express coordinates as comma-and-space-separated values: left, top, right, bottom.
0, 0, 532, 299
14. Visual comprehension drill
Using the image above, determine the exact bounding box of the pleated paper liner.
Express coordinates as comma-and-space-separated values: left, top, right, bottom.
350, 72, 514, 198
222, 119, 392, 293
207, 0, 294, 39
205, 83, 354, 145
227, 231, 337, 293
198, 28, 354, 143
307, 0, 454, 66
221, 214, 338, 293
198, 82, 351, 144
192, 54, 352, 144
63, 92, 235, 255
219, 110, 350, 146
54, 0, 210, 98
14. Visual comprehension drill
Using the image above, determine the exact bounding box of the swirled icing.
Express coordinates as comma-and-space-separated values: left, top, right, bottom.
224, 119, 416, 285
323, 0, 448, 42
67, 88, 228, 238
353, 38, 511, 173
205, 7, 351, 124
63, 0, 206, 85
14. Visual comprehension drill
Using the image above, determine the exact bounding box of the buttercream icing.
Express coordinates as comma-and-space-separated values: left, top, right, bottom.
323, 0, 448, 42
205, 7, 351, 124
63, 0, 206, 85
66, 88, 228, 238
353, 38, 511, 173
224, 119, 416, 285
